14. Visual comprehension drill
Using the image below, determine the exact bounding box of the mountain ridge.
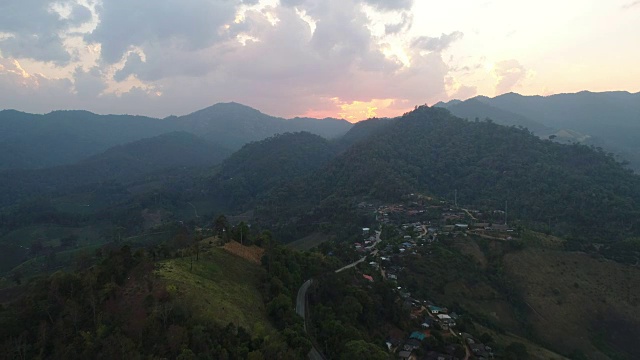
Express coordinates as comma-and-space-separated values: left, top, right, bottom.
0, 102, 353, 170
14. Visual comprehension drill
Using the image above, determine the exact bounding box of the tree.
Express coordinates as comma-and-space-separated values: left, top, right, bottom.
340, 340, 387, 360
214, 215, 229, 237
10, 271, 22, 285
479, 332, 494, 344
504, 342, 529, 360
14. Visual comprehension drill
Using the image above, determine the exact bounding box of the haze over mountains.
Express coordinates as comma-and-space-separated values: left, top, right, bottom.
436, 91, 640, 170
0, 102, 352, 170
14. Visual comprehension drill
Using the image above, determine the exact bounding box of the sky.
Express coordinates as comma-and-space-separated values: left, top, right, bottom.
0, 0, 639, 122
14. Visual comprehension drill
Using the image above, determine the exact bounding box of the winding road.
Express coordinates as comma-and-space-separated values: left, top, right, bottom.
296, 230, 382, 359
334, 230, 382, 273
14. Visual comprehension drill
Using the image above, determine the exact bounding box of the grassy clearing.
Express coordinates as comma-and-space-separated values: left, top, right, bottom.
504, 246, 640, 359
473, 323, 568, 360
288, 232, 331, 251
155, 244, 273, 335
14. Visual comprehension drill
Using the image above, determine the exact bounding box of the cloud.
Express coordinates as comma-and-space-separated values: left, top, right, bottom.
0, 0, 454, 120
0, 58, 75, 112
622, 1, 640, 9
282, 0, 413, 11
73, 66, 107, 99
86, 0, 240, 64
362, 0, 414, 11
385, 12, 413, 35
450, 84, 477, 100
0, 0, 92, 64
412, 31, 464, 52
494, 59, 527, 94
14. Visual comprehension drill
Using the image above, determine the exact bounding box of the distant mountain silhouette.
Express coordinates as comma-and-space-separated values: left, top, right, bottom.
0, 132, 230, 207
437, 91, 640, 169
0, 103, 353, 170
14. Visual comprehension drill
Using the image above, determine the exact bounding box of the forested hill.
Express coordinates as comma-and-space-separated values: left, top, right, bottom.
435, 98, 553, 136
174, 102, 352, 150
204, 132, 338, 210
264, 105, 640, 243
437, 91, 640, 170
0, 132, 230, 207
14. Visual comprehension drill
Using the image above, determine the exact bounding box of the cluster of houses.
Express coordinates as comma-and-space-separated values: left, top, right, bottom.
384, 295, 468, 360
462, 333, 494, 360
351, 197, 517, 359
354, 228, 378, 253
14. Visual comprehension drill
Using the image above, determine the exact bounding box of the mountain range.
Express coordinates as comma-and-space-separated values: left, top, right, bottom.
0, 102, 352, 170
435, 91, 640, 170
2, 94, 640, 359
2, 92, 640, 247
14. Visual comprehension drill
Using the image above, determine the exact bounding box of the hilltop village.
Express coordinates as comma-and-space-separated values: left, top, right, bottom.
347, 195, 520, 360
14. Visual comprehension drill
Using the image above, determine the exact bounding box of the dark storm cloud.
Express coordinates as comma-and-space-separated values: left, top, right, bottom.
412, 31, 464, 52
0, 0, 92, 64
86, 0, 240, 64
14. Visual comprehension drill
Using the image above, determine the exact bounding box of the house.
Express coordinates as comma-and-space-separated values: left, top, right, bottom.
437, 314, 455, 326
491, 224, 509, 231
362, 274, 374, 282
410, 331, 426, 341
469, 343, 490, 359
428, 305, 445, 314
403, 338, 421, 351
425, 351, 454, 360
421, 318, 434, 329
454, 224, 469, 229
398, 350, 413, 359
442, 225, 455, 232
362, 227, 370, 236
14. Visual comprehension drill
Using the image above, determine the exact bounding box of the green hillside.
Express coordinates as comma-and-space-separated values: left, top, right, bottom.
0, 132, 229, 207
203, 132, 338, 211
260, 105, 640, 244
439, 91, 640, 170
155, 243, 273, 334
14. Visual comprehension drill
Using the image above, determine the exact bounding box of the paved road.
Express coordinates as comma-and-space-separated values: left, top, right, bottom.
449, 328, 470, 360
296, 231, 382, 359
335, 230, 382, 273
461, 208, 477, 221
296, 279, 327, 360
296, 279, 313, 329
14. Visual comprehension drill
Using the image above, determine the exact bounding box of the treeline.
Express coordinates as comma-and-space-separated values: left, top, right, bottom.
307, 271, 409, 359
1, 232, 342, 359
203, 132, 336, 212
0, 246, 289, 359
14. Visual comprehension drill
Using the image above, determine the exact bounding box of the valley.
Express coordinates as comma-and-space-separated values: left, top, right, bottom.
0, 99, 639, 359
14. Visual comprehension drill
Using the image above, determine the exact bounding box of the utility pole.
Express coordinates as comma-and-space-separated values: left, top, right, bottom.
505, 200, 508, 225
454, 189, 458, 208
